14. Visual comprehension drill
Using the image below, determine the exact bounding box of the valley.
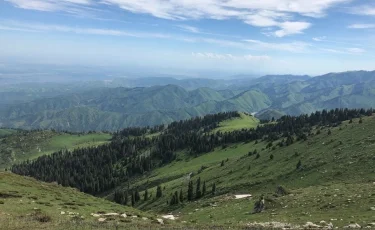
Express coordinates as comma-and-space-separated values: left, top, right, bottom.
2, 109, 375, 229
1, 71, 375, 132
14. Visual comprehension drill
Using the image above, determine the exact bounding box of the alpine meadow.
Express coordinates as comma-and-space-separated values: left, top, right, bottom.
1, 0, 375, 229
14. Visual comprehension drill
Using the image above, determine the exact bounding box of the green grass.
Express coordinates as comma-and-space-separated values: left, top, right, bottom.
212, 112, 259, 133
114, 116, 375, 228
0, 128, 17, 138
0, 131, 111, 170
38, 133, 111, 156
0, 172, 158, 230
4, 115, 375, 229
0, 172, 245, 230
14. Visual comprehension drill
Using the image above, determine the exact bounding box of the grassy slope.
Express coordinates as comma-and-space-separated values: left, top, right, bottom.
212, 112, 259, 133
118, 116, 375, 228
0, 172, 161, 230
0, 128, 17, 138
0, 131, 111, 170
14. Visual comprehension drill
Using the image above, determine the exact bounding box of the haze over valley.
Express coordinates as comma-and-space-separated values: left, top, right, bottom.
1, 0, 375, 229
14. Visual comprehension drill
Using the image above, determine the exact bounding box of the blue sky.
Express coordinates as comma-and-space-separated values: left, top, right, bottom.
0, 0, 375, 76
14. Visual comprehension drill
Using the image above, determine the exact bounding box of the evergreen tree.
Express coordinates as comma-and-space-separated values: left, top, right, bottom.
135, 190, 140, 202
179, 189, 183, 203
156, 185, 162, 198
175, 191, 179, 204
220, 160, 224, 167
296, 160, 302, 170
124, 191, 128, 205
187, 181, 194, 201
131, 192, 135, 206
196, 177, 202, 199
212, 183, 216, 195
144, 189, 148, 201
170, 194, 176, 206
202, 181, 206, 196
270, 154, 274, 160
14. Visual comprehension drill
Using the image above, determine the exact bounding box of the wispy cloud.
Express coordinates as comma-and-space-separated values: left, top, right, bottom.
348, 24, 375, 29
0, 20, 170, 38
346, 47, 365, 53
243, 39, 311, 53
350, 4, 375, 16
6, 0, 351, 37
4, 0, 98, 17
177, 25, 200, 33
320, 47, 366, 54
192, 52, 270, 61
313, 36, 327, 41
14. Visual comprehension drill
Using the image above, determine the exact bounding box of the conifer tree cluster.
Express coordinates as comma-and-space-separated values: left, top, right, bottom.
11, 108, 373, 199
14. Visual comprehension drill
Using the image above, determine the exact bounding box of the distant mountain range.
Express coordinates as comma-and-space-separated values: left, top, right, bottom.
0, 70, 375, 131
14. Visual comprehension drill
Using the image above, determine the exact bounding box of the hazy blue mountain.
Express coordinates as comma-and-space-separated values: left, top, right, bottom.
1, 70, 375, 131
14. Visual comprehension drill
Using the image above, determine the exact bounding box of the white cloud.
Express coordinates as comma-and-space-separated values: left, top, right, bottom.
5, 0, 92, 11
274, 21, 311, 37
0, 20, 312, 53
0, 21, 170, 38
313, 36, 327, 41
243, 39, 310, 53
348, 24, 375, 29
177, 25, 200, 33
7, 0, 351, 37
192, 52, 270, 61
320, 47, 366, 54
350, 5, 375, 16
346, 48, 365, 53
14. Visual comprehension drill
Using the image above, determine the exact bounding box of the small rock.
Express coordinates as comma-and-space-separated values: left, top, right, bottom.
98, 218, 106, 222
103, 213, 119, 216
344, 223, 361, 228
142, 217, 148, 220
156, 218, 164, 225
303, 222, 321, 229
120, 213, 127, 218
370, 207, 375, 211
60, 211, 65, 215
92, 214, 101, 217
131, 215, 138, 218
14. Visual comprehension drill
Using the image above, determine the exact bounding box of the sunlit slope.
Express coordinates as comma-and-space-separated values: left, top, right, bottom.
212, 112, 259, 132
119, 116, 375, 227
0, 172, 158, 230
0, 130, 111, 170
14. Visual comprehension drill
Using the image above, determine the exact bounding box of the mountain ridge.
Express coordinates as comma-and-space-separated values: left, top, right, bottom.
1, 70, 375, 131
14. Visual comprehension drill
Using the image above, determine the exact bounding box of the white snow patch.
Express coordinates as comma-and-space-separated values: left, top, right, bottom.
235, 194, 252, 199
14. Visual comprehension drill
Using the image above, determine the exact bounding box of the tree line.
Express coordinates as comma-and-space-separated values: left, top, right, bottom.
11, 108, 373, 199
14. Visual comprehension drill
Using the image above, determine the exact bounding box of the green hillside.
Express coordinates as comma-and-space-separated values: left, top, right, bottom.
213, 112, 259, 132
2, 71, 375, 131
0, 130, 111, 170
0, 172, 162, 230
112, 115, 375, 228
0, 128, 17, 138
8, 109, 375, 229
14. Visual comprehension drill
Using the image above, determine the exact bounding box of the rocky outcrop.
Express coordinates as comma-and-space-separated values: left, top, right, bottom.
344, 223, 361, 228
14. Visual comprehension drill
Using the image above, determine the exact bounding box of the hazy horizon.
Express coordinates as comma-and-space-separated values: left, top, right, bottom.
1, 0, 375, 78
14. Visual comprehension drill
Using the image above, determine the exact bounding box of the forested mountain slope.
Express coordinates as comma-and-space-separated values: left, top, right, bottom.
1, 70, 375, 132
9, 109, 375, 228
0, 129, 110, 170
